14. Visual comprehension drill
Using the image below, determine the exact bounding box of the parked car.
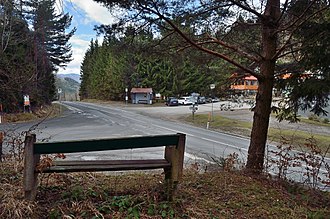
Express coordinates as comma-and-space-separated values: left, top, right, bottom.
197, 96, 206, 104
165, 97, 179, 106
178, 96, 193, 105
207, 97, 220, 103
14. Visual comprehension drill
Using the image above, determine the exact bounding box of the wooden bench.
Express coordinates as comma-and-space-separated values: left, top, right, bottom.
23, 133, 186, 201
138, 99, 149, 104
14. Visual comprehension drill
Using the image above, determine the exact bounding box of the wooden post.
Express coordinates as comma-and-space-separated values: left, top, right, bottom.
164, 133, 186, 200
0, 103, 3, 124
0, 132, 3, 162
23, 134, 39, 201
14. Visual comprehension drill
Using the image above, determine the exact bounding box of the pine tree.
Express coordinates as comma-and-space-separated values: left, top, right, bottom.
0, 0, 36, 112
28, 0, 76, 105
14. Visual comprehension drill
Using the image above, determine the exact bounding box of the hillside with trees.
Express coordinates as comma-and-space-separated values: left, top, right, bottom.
55, 76, 80, 101
0, 0, 75, 113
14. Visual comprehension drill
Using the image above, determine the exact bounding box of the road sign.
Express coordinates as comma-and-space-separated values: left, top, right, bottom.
189, 106, 198, 111
24, 95, 30, 106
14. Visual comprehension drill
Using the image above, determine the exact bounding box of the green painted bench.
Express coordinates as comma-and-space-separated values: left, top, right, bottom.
23, 133, 186, 201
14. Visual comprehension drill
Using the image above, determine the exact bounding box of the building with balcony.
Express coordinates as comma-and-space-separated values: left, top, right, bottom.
230, 75, 258, 95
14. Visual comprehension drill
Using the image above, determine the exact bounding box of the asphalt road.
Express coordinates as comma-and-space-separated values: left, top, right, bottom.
1, 101, 329, 189
0, 101, 251, 164
53, 101, 252, 164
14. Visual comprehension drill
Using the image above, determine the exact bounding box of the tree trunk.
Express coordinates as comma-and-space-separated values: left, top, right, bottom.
246, 0, 280, 174
246, 74, 274, 173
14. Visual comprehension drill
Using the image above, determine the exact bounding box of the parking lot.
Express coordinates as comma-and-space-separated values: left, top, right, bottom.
124, 101, 330, 136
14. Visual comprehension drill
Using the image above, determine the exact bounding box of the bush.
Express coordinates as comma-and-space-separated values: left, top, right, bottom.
308, 114, 320, 122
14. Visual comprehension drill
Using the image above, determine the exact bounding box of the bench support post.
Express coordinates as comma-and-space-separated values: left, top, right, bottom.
23, 134, 39, 201
164, 133, 185, 200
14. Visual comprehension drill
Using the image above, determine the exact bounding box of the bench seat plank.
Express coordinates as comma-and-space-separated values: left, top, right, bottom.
34, 134, 180, 154
39, 159, 171, 173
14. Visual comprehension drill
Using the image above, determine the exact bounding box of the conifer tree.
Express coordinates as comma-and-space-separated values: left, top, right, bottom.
28, 0, 76, 105
92, 0, 329, 174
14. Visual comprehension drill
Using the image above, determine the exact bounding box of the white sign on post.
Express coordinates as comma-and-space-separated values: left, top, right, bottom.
24, 95, 30, 106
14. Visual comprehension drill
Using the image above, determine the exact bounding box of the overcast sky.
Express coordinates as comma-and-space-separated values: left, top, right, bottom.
55, 0, 118, 75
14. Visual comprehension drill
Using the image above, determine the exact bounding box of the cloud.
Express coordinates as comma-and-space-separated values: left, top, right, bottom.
67, 0, 118, 25
58, 35, 104, 74
55, 0, 114, 75
58, 36, 88, 74
55, 0, 104, 74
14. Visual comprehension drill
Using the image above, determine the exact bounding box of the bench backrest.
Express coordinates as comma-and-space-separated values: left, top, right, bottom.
33, 134, 182, 155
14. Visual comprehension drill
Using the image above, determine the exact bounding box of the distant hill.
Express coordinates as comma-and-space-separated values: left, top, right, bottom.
57, 73, 81, 83
55, 76, 80, 101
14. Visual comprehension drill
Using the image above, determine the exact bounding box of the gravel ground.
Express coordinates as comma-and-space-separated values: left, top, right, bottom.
118, 101, 330, 136
216, 108, 330, 136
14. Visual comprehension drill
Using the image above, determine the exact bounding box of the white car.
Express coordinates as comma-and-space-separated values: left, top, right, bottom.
178, 96, 193, 105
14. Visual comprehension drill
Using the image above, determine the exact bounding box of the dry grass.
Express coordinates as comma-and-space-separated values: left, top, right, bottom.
184, 114, 330, 154
1, 103, 329, 218
1, 159, 329, 219
3, 104, 62, 123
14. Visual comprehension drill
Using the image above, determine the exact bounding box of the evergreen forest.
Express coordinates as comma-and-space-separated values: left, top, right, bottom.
0, 0, 75, 113
79, 30, 233, 101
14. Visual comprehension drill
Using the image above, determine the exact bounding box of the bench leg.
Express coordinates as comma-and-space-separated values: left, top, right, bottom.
164, 167, 174, 201
164, 133, 185, 201
23, 134, 39, 201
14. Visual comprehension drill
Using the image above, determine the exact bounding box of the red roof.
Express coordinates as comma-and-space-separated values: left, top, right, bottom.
131, 88, 153, 93
244, 76, 257, 81
229, 73, 257, 81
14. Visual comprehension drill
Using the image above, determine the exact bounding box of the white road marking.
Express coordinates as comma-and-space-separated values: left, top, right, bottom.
185, 152, 215, 164
200, 137, 248, 151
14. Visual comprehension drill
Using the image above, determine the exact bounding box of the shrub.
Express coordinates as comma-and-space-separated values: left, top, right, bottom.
308, 114, 320, 122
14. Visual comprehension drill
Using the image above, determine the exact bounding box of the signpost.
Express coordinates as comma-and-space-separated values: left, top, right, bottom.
189, 104, 198, 121
0, 103, 3, 160
125, 87, 128, 105
23, 95, 31, 113
0, 131, 3, 162
0, 104, 3, 124
58, 88, 62, 102
210, 84, 215, 121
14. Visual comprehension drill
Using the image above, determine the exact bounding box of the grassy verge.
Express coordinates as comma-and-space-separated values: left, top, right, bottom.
1, 159, 329, 218
3, 104, 63, 123
184, 114, 330, 154
300, 117, 330, 127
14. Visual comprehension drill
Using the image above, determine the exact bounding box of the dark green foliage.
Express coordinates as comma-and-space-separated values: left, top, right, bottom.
28, 0, 75, 105
90, 0, 330, 175
0, 1, 36, 112
80, 39, 127, 100
275, 0, 330, 117
80, 29, 230, 100
0, 0, 75, 113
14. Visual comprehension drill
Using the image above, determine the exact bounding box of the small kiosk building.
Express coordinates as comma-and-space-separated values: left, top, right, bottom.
131, 88, 153, 104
